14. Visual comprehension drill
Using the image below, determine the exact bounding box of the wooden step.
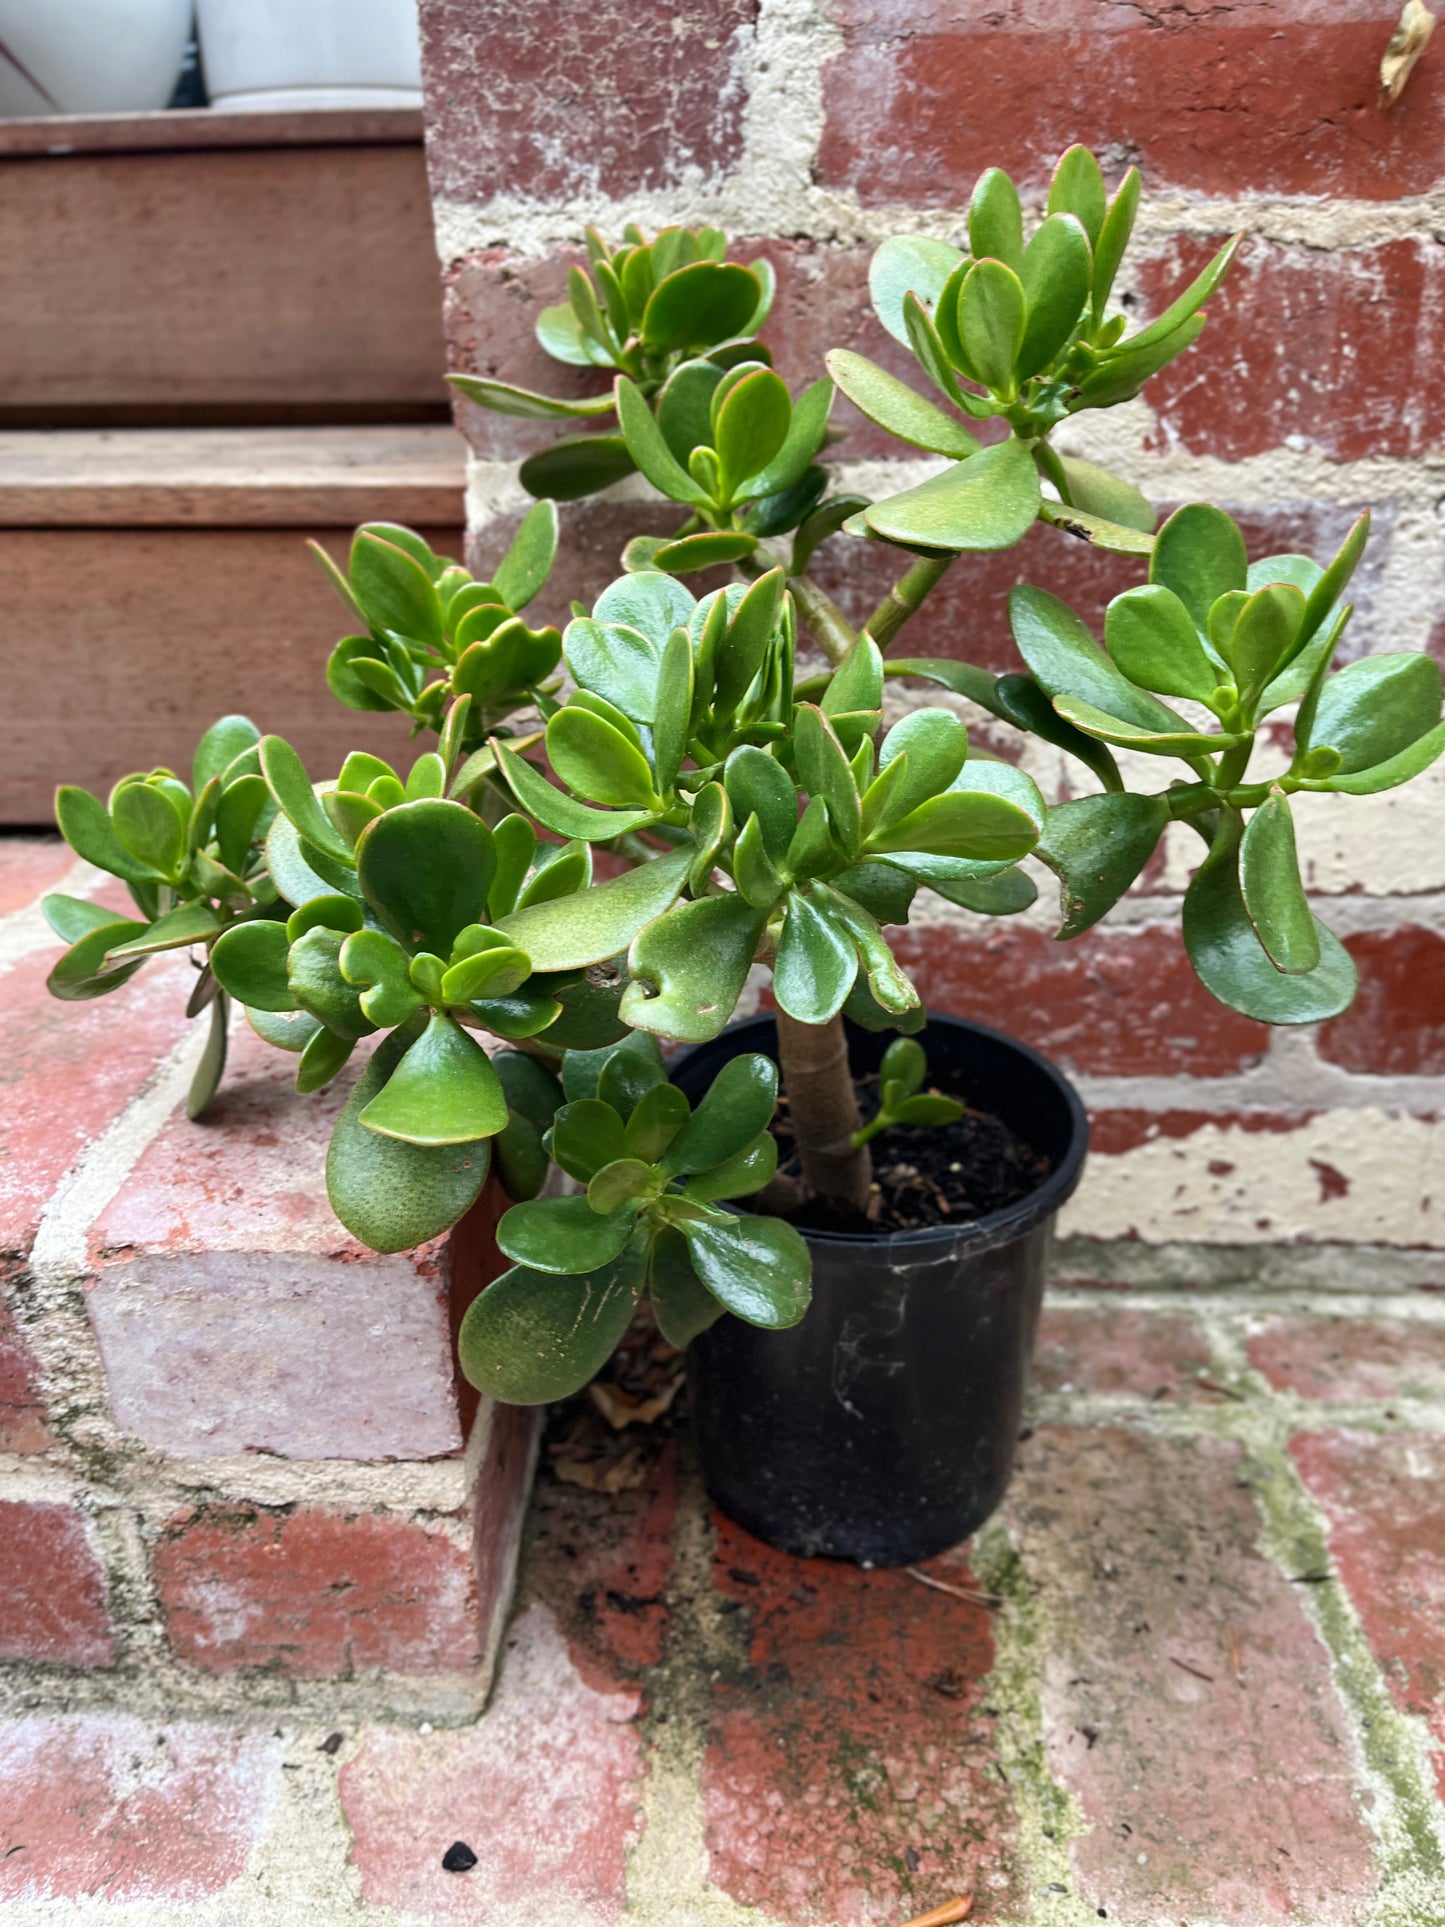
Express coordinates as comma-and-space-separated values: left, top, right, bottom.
0, 108, 448, 423
2, 426, 466, 824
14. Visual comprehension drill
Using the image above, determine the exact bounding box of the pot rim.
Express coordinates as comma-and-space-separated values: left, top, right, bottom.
671, 1010, 1090, 1259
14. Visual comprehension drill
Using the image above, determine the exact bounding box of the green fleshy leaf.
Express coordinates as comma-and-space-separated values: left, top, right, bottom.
350, 529, 443, 647
648, 1228, 725, 1347
448, 373, 615, 421
826, 351, 978, 458
1239, 789, 1319, 975
641, 261, 762, 353
359, 1011, 508, 1146
248, 1005, 321, 1053
1016, 214, 1091, 379
500, 848, 691, 971
547, 706, 659, 810
681, 1216, 810, 1329
1182, 812, 1356, 1024
519, 434, 636, 502
46, 919, 148, 1001
493, 738, 657, 842
969, 167, 1022, 267
210, 918, 294, 1010
664, 1053, 778, 1176
1056, 456, 1154, 535
103, 900, 222, 963
588, 1158, 658, 1215
259, 737, 352, 863
865, 437, 1040, 553
713, 366, 792, 498
1149, 504, 1248, 638
682, 1130, 777, 1204
595, 1029, 668, 1119
193, 715, 261, 797
1036, 792, 1170, 938
185, 992, 230, 1121
457, 1239, 645, 1403
326, 1019, 491, 1252
1052, 693, 1235, 757
1304, 653, 1442, 775
1106, 585, 1219, 705
621, 893, 766, 1043
624, 1083, 692, 1164
497, 1192, 639, 1275
1009, 586, 1193, 735
296, 1023, 355, 1094
1047, 144, 1106, 246
869, 234, 965, 347
866, 787, 1038, 862
111, 782, 184, 880
355, 799, 495, 958
42, 894, 122, 945
616, 375, 712, 505
795, 705, 862, 854
773, 887, 857, 1024
1311, 719, 1445, 796
288, 926, 374, 1040
550, 1097, 626, 1182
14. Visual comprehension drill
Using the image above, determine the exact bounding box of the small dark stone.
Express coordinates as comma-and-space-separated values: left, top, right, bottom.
905, 1846, 921, 1874
442, 1841, 478, 1874
317, 1732, 344, 1757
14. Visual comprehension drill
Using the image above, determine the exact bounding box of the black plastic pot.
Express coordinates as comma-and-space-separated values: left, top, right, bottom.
671, 1013, 1088, 1566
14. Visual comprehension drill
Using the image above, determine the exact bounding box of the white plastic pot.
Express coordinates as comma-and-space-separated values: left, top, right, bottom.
0, 0, 192, 118
196, 0, 422, 112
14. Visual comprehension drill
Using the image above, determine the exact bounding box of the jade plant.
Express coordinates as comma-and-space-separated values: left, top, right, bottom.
46, 146, 1445, 1405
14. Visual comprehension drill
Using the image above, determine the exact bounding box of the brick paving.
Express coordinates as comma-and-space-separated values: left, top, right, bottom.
0, 1289, 1440, 1923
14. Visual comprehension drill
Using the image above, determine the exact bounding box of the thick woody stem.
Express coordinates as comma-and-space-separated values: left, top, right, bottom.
863, 553, 956, 653
772, 1006, 873, 1212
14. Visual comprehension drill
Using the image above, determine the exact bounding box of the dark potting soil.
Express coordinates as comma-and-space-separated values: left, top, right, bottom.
771, 1072, 1052, 1236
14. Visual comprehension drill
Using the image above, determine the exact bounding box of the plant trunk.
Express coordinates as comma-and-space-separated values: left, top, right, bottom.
772, 1007, 873, 1212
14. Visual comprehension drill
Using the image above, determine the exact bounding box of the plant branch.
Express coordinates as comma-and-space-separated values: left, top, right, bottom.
772, 1007, 872, 1212
863, 554, 956, 653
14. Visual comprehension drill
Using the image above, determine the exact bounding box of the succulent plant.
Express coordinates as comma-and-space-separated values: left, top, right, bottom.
46, 145, 1445, 1405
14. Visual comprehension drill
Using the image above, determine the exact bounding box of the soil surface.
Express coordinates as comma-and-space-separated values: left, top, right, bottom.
772, 1073, 1052, 1235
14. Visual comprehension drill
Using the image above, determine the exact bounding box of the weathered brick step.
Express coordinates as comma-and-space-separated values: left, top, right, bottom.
0, 839, 533, 1711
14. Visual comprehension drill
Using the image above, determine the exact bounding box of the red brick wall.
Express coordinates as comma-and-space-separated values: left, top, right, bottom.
419, 0, 1445, 1283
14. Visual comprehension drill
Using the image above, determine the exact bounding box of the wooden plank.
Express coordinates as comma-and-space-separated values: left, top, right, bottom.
0, 106, 425, 159
0, 143, 449, 415
0, 427, 466, 527
0, 524, 464, 824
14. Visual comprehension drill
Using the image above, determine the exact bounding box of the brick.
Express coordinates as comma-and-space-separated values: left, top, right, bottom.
154, 1504, 483, 1679
0, 1713, 281, 1904
1067, 1107, 1445, 1247
1006, 1426, 1377, 1922
702, 1516, 1022, 1924
87, 1024, 466, 1461
1143, 236, 1445, 463
340, 1600, 644, 1924
1033, 1303, 1214, 1401
1318, 928, 1445, 1075
1250, 1316, 1445, 1402
888, 919, 1269, 1075
0, 1278, 50, 1453
0, 837, 75, 915
471, 1398, 543, 1668
420, 0, 754, 206
0, 1500, 114, 1666
526, 1443, 678, 1694
0, 949, 191, 1259
445, 247, 605, 461
818, 0, 1445, 204
1292, 1429, 1445, 1798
